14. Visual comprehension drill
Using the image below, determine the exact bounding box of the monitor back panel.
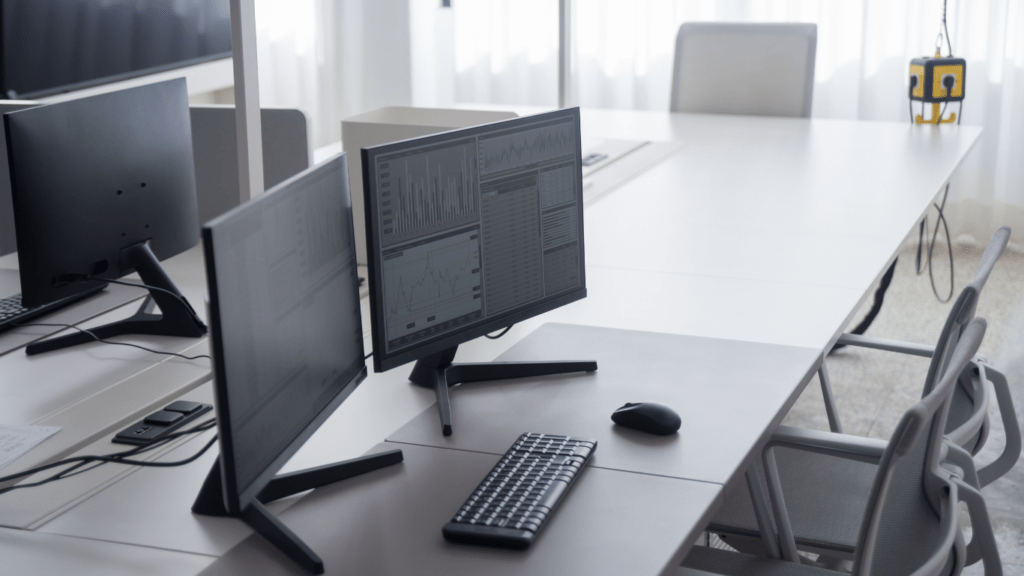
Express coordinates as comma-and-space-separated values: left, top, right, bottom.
5, 79, 198, 306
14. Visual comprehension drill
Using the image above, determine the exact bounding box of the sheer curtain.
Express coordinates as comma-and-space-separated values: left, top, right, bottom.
439, 0, 1024, 247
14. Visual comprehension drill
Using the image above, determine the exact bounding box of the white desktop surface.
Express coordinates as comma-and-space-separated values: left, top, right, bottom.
0, 109, 982, 575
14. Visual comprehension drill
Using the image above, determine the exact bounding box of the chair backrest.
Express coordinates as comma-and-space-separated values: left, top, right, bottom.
669, 22, 816, 117
921, 227, 1009, 407
853, 318, 986, 576
921, 285, 978, 398
963, 226, 1010, 325
190, 106, 309, 226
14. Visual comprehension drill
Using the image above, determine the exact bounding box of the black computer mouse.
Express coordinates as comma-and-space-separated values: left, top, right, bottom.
611, 402, 681, 436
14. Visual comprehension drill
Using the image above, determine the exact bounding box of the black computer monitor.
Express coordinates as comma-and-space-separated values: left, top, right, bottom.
362, 108, 596, 436
192, 154, 402, 575
5, 78, 207, 354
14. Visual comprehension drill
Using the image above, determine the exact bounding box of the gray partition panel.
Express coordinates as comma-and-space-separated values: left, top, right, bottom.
190, 106, 309, 225
387, 323, 822, 486
0, 102, 41, 257
0, 269, 144, 356
199, 443, 721, 576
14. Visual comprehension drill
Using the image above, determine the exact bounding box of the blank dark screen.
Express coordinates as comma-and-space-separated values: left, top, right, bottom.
208, 158, 363, 495
2, 0, 231, 98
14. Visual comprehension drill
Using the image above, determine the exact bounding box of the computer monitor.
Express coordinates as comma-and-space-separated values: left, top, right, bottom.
192, 154, 402, 575
362, 108, 597, 436
5, 78, 207, 354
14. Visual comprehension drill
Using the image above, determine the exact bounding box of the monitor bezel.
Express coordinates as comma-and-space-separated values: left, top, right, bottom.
202, 154, 367, 514
362, 108, 587, 373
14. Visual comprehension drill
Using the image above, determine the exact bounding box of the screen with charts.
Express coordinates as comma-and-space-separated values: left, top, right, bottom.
205, 157, 365, 497
364, 109, 586, 370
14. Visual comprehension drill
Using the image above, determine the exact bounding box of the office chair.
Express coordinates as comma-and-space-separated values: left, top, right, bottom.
669, 22, 816, 117
683, 318, 1000, 576
823, 227, 1020, 489
706, 284, 1003, 565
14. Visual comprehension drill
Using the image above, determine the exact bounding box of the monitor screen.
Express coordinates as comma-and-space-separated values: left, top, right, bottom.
362, 108, 587, 372
203, 155, 365, 511
1, 0, 231, 99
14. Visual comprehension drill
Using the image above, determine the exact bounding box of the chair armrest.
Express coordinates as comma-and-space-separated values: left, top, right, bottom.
942, 441, 981, 490
759, 427, 889, 563
835, 333, 934, 358
906, 481, 966, 576
976, 365, 1022, 488
768, 425, 888, 464
953, 477, 1004, 575
944, 362, 990, 449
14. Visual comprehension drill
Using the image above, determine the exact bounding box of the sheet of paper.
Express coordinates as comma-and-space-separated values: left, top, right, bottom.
0, 425, 61, 470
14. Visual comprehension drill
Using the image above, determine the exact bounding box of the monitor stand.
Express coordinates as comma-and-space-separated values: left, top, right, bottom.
409, 345, 597, 436
25, 241, 207, 355
193, 449, 404, 575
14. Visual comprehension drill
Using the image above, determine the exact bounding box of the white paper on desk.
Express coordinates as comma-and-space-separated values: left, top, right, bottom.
0, 425, 61, 470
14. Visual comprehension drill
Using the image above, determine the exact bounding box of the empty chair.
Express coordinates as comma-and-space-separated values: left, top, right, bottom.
669, 23, 816, 117
707, 283, 1008, 569
823, 227, 1020, 489
683, 318, 1000, 575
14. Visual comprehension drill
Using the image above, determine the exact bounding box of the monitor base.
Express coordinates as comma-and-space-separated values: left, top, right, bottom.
192, 449, 404, 575
25, 242, 207, 355
409, 346, 597, 436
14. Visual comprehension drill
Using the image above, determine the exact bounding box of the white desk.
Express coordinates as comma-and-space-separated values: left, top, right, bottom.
0, 110, 981, 574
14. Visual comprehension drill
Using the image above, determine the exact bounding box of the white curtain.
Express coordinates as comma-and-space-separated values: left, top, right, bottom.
439, 0, 1024, 247
255, 0, 354, 149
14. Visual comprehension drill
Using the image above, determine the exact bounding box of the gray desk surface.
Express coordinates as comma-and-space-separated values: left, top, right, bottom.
199, 442, 722, 576
389, 323, 821, 487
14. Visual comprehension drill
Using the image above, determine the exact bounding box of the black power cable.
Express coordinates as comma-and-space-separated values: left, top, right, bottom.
14, 322, 211, 361
15, 275, 212, 361
484, 325, 514, 339
0, 419, 217, 496
908, 0, 957, 303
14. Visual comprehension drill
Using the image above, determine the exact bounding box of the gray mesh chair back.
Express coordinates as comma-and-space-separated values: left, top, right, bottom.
852, 319, 986, 576
669, 23, 816, 117
920, 227, 1011, 459
923, 227, 1009, 395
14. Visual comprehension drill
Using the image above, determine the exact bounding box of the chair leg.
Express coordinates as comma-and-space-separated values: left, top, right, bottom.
819, 362, 843, 433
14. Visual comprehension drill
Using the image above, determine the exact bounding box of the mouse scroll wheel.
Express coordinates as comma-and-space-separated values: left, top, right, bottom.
622, 402, 638, 408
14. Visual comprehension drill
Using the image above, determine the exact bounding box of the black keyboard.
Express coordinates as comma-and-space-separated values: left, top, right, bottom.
0, 285, 106, 334
442, 433, 596, 549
